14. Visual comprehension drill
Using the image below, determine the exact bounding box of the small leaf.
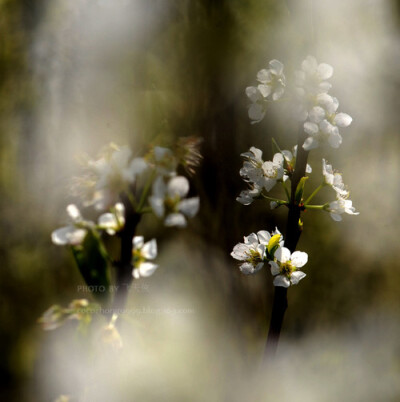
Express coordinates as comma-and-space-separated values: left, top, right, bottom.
267, 234, 281, 259
295, 176, 308, 204
71, 230, 111, 302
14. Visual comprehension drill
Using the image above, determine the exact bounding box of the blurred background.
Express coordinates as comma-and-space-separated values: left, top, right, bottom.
1, 0, 400, 400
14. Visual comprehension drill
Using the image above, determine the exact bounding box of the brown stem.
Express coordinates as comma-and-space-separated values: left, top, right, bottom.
264, 126, 309, 360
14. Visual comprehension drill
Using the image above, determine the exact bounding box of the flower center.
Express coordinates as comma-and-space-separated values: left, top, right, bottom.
164, 195, 181, 213
245, 248, 262, 265
132, 249, 146, 266
280, 261, 295, 278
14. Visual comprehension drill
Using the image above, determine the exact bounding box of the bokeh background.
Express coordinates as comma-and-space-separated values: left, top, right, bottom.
1, 0, 400, 400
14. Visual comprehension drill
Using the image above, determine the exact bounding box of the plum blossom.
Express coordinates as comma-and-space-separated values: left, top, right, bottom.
303, 94, 352, 151
239, 147, 285, 195
76, 144, 148, 210
246, 59, 285, 123
132, 236, 158, 279
51, 204, 93, 246
322, 159, 349, 198
149, 176, 199, 227
269, 247, 308, 287
295, 55, 333, 98
327, 196, 359, 222
231, 229, 283, 274
97, 203, 125, 235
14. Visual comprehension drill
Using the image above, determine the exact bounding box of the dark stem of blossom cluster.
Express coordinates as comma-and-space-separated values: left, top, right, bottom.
112, 192, 141, 318
264, 127, 309, 360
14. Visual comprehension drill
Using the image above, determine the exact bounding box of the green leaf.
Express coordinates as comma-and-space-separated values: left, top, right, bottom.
71, 230, 111, 303
295, 176, 308, 204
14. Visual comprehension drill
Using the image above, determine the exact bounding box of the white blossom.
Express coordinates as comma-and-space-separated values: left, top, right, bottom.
51, 204, 93, 246
269, 247, 308, 287
85, 145, 148, 210
239, 147, 285, 194
231, 229, 284, 274
132, 236, 158, 279
246, 59, 285, 123
280, 145, 312, 176
97, 203, 125, 235
149, 176, 199, 227
328, 196, 359, 222
322, 159, 349, 198
303, 94, 352, 151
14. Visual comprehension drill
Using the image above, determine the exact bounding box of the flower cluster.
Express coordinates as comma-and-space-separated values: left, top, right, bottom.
231, 228, 308, 287
246, 59, 286, 123
237, 147, 286, 205
295, 56, 352, 151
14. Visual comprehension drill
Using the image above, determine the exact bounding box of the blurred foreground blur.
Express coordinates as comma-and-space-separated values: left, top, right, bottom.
1, 0, 400, 400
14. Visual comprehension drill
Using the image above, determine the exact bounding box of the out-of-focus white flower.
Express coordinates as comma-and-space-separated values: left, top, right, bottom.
328, 196, 359, 222
295, 55, 333, 97
262, 153, 285, 191
149, 176, 199, 227
246, 59, 285, 123
322, 159, 349, 198
236, 187, 262, 205
269, 247, 308, 287
84, 145, 148, 210
51, 204, 93, 246
97, 203, 125, 235
303, 94, 352, 151
132, 236, 158, 279
152, 146, 177, 177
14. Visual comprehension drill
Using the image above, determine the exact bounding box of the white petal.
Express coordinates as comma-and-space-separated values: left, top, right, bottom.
132, 268, 140, 279
304, 122, 319, 136
291, 271, 306, 285
257, 230, 271, 245
126, 157, 148, 181
272, 86, 285, 101
168, 176, 189, 198
269, 261, 280, 276
318, 81, 332, 93
240, 262, 255, 275
178, 197, 200, 218
263, 178, 277, 192
269, 59, 284, 75
308, 106, 325, 123
142, 239, 157, 260
245, 86, 261, 102
291, 251, 308, 268
270, 201, 278, 209
249, 147, 263, 161
273, 275, 290, 288
301, 55, 317, 74
248, 103, 265, 122
66, 204, 81, 222
51, 226, 86, 246
138, 262, 158, 277
149, 196, 165, 217
98, 213, 118, 233
330, 212, 342, 222
272, 153, 284, 166
306, 164, 312, 173
334, 113, 352, 127
275, 247, 291, 263
231, 243, 250, 261
303, 136, 319, 151
164, 213, 187, 227
132, 236, 144, 249
257, 69, 271, 83
258, 84, 272, 98
154, 146, 173, 161
328, 130, 343, 148
244, 233, 258, 245
152, 176, 166, 198
317, 63, 333, 80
